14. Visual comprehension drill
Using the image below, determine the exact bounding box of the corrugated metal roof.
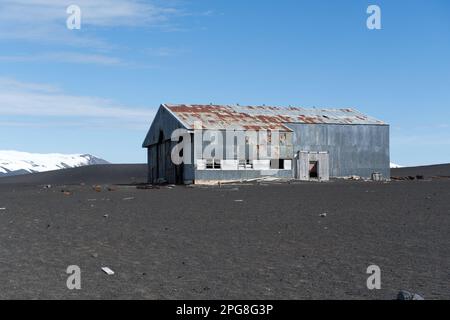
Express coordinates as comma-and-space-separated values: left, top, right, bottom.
165, 104, 386, 131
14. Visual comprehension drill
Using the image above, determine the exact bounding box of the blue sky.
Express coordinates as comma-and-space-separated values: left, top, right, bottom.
0, 0, 449, 165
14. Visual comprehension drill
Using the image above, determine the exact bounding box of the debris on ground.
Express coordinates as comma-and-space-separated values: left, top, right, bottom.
123, 197, 135, 201
101, 267, 115, 275
391, 175, 426, 181
136, 184, 159, 190
44, 185, 52, 189
107, 186, 117, 192
93, 185, 102, 192
61, 189, 72, 196
0, 207, 6, 211
103, 214, 109, 218
234, 200, 244, 202
397, 290, 425, 300
210, 177, 292, 186
320, 213, 327, 218
91, 253, 99, 258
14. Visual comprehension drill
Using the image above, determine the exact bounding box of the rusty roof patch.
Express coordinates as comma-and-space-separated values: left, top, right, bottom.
164, 104, 386, 131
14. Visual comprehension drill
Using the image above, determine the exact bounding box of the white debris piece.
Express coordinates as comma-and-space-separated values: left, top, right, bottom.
122, 197, 135, 201
101, 267, 115, 275
0, 208, 6, 210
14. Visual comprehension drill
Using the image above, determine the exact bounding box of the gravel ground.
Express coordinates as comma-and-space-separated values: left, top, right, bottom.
0, 165, 448, 299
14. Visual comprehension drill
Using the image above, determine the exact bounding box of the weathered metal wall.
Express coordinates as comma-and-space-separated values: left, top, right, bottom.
195, 169, 292, 183
193, 130, 294, 161
144, 105, 194, 184
286, 124, 390, 179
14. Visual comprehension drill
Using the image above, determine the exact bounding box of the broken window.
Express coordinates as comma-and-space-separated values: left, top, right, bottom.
205, 159, 221, 169
238, 160, 253, 170
270, 159, 285, 169
269, 159, 292, 170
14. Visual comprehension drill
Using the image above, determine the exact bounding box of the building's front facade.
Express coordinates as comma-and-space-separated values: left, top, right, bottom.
142, 104, 390, 184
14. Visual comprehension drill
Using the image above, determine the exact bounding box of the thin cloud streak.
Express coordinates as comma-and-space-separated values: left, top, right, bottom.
0, 0, 184, 48
0, 52, 123, 66
0, 77, 156, 127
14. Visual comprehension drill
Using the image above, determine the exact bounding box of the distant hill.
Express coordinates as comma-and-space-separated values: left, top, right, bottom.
390, 162, 403, 168
0, 150, 109, 177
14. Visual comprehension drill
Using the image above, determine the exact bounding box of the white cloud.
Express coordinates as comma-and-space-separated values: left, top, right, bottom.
0, 0, 182, 46
0, 52, 123, 66
0, 0, 179, 27
0, 77, 155, 127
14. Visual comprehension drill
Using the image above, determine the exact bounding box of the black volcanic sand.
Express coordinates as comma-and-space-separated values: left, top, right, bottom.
0, 165, 448, 299
392, 164, 450, 178
0, 164, 148, 186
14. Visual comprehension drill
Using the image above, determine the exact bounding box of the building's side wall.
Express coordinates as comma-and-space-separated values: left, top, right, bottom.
287, 124, 390, 179
144, 106, 194, 184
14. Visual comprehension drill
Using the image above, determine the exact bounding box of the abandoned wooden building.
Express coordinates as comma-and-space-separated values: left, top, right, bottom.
142, 104, 390, 184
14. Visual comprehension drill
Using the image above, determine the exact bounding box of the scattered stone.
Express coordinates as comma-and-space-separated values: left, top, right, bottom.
103, 214, 109, 218
320, 213, 327, 218
91, 253, 99, 258
397, 290, 425, 300
137, 184, 158, 190
93, 185, 102, 192
101, 267, 115, 275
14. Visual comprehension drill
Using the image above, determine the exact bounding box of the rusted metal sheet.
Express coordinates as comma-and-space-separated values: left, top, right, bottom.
165, 104, 385, 131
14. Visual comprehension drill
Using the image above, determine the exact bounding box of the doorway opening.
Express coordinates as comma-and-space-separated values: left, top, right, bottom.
309, 161, 318, 179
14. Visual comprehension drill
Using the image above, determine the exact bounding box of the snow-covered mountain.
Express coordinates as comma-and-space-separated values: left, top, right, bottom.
390, 162, 404, 169
0, 150, 109, 177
